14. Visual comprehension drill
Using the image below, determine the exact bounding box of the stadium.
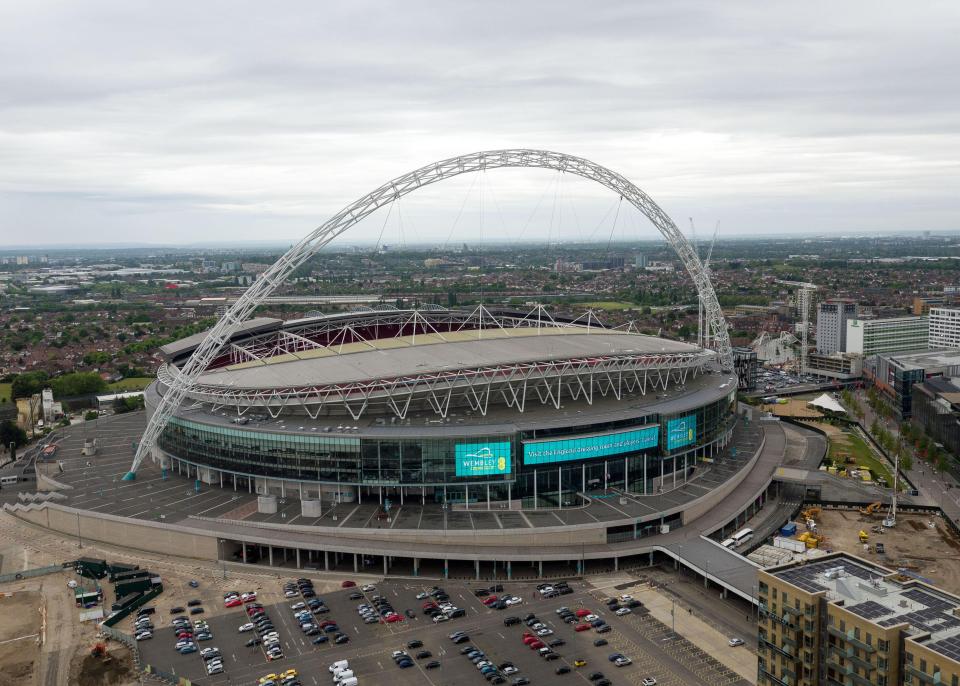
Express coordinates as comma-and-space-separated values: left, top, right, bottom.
7, 151, 796, 593
145, 306, 738, 510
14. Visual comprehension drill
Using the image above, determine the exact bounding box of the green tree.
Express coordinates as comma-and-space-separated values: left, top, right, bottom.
50, 372, 108, 398
11, 371, 49, 399
0, 421, 28, 453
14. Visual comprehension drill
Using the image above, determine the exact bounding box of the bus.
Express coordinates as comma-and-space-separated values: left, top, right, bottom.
731, 528, 754, 546
0, 475, 18, 488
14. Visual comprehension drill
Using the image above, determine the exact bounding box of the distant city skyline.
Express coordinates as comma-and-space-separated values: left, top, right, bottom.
1, 2, 958, 246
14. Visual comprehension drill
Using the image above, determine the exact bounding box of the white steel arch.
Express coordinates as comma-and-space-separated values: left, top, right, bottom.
125, 149, 732, 478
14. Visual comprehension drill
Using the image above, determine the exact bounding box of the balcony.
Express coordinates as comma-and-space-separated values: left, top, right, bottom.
904, 664, 940, 684
759, 668, 790, 686
826, 627, 875, 653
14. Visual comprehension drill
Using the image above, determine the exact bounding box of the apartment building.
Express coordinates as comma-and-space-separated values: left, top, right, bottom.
845, 316, 929, 356
759, 552, 960, 686
817, 300, 858, 354
929, 308, 960, 349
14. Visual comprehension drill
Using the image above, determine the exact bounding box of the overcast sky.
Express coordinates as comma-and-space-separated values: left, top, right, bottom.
1, 1, 958, 247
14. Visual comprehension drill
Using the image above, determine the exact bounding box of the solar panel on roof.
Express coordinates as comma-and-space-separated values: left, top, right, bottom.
848, 600, 894, 620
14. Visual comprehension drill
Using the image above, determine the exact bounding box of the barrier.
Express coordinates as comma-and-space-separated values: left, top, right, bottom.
0, 563, 66, 584
102, 584, 163, 628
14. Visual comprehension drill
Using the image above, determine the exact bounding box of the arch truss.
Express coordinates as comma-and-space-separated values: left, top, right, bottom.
126, 149, 732, 477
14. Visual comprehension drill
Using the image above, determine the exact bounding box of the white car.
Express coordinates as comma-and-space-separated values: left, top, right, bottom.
619, 594, 633, 602
361, 584, 377, 592
505, 596, 522, 605
291, 602, 306, 610
432, 614, 450, 623
614, 656, 633, 666
728, 637, 745, 647
284, 590, 298, 598
503, 666, 519, 675
135, 632, 152, 641
416, 592, 429, 599
615, 608, 632, 616
536, 628, 554, 636
584, 614, 599, 622
642, 679, 657, 686
239, 623, 255, 632
539, 586, 554, 595
67, 580, 78, 589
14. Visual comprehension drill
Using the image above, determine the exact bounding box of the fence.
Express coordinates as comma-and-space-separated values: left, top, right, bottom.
142, 664, 194, 686
102, 584, 163, 628
0, 563, 69, 584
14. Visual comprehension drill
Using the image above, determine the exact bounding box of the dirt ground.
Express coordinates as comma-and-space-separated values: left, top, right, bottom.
761, 398, 824, 418
0, 591, 41, 686
71, 644, 134, 686
816, 509, 960, 594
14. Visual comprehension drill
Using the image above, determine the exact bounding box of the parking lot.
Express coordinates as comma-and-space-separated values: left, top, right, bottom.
136, 576, 750, 686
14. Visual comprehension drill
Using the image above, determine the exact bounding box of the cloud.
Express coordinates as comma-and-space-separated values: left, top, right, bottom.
0, 0, 958, 245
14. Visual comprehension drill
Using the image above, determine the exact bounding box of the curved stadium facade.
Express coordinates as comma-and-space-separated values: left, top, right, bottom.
146, 307, 738, 509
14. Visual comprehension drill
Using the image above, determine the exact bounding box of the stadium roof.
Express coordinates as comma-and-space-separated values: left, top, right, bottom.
196, 327, 699, 389
159, 317, 282, 359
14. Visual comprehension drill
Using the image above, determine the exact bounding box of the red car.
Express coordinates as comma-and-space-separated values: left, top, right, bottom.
574, 623, 591, 632
341, 580, 357, 588
529, 640, 545, 650
319, 620, 336, 628
522, 636, 538, 645
575, 609, 591, 618
224, 598, 242, 608
422, 602, 439, 610
385, 614, 403, 623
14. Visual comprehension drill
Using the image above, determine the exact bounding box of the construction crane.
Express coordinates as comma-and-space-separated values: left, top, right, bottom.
775, 279, 819, 376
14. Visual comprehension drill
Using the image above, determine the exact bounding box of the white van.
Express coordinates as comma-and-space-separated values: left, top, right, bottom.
329, 660, 349, 673
721, 538, 736, 548
333, 670, 354, 682
338, 678, 358, 686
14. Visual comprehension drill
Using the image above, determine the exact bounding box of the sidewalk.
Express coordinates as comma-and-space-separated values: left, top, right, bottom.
636, 584, 757, 683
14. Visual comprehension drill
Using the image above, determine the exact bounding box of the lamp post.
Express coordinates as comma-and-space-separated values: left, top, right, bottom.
76, 511, 82, 549
218, 539, 226, 579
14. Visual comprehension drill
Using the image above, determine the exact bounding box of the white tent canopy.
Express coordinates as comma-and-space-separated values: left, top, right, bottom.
808, 393, 846, 414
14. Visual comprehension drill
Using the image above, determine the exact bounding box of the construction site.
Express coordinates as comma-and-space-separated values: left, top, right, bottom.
747, 503, 960, 596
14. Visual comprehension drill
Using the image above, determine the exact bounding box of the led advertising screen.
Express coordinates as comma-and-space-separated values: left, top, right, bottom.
522, 425, 659, 466
454, 441, 512, 477
666, 415, 697, 450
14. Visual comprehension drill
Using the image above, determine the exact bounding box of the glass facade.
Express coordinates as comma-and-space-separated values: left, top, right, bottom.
157, 390, 736, 501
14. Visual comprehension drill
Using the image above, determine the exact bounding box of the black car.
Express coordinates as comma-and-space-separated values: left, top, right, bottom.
596, 625, 611, 634
460, 645, 476, 654
170, 607, 185, 614
407, 639, 424, 649
504, 616, 520, 626
545, 653, 560, 661
416, 650, 432, 659
594, 638, 608, 647
453, 635, 470, 644
489, 584, 504, 592
549, 638, 566, 647
187, 599, 202, 607
348, 592, 363, 600
589, 673, 605, 681
556, 666, 571, 674
523, 613, 536, 621
474, 589, 490, 597
334, 633, 349, 644
137, 607, 156, 616
405, 609, 416, 618
312, 635, 329, 644
513, 679, 530, 686
425, 661, 441, 669
245, 637, 261, 647
597, 680, 611, 686
189, 607, 205, 615
627, 600, 642, 608
559, 587, 574, 595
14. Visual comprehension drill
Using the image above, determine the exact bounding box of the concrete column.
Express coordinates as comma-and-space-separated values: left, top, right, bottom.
444, 560, 449, 579
383, 557, 388, 575
358, 487, 362, 504
649, 551, 654, 566
533, 469, 537, 508
507, 561, 512, 580
507, 483, 511, 509
299, 482, 303, 499
296, 548, 301, 568
248, 478, 252, 494
353, 554, 358, 573
582, 464, 586, 494
486, 485, 490, 510
643, 455, 647, 495
604, 461, 608, 490
624, 457, 628, 491
281, 480, 285, 498
233, 473, 237, 491
465, 485, 469, 510
268, 546, 274, 567
400, 488, 404, 506
220, 471, 223, 488
283, 548, 288, 562
242, 544, 247, 564
413, 558, 419, 577
475, 559, 480, 580
614, 557, 619, 571
538, 560, 543, 578
324, 550, 329, 571
379, 487, 383, 505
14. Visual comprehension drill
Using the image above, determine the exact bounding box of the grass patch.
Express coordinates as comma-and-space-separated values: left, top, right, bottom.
828, 429, 895, 488
107, 377, 154, 391
580, 301, 637, 311
0, 383, 11, 405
